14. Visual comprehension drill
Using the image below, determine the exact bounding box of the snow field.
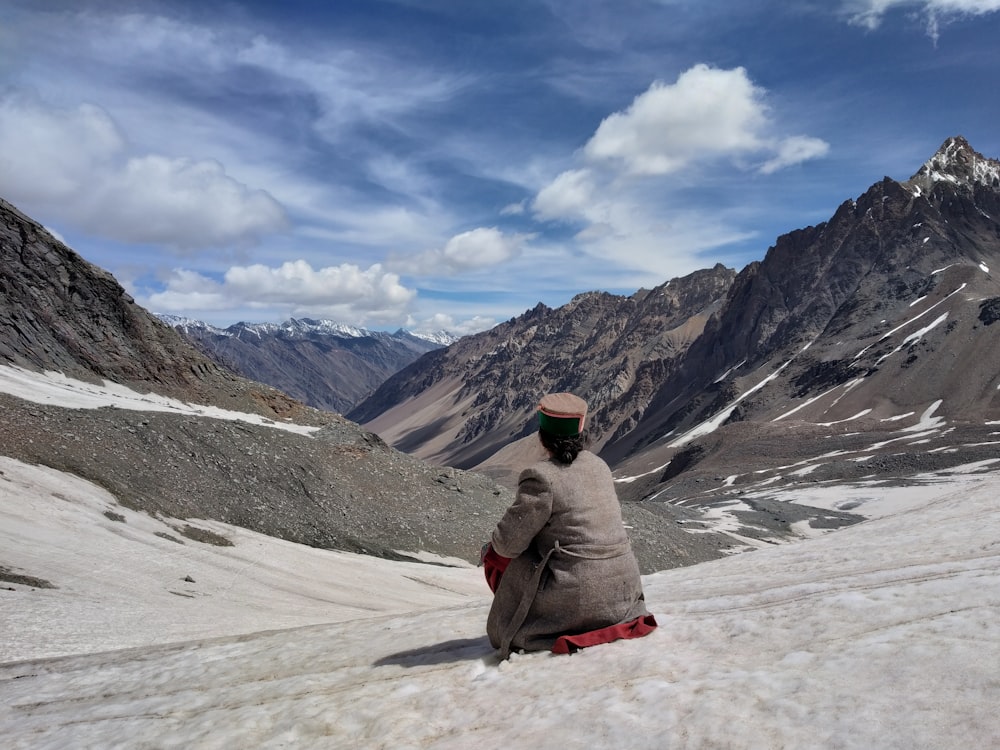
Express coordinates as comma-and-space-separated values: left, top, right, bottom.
2, 459, 999, 748
2, 363, 999, 748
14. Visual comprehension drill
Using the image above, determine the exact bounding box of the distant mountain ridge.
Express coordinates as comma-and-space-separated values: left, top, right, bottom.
159, 315, 455, 414
159, 315, 457, 346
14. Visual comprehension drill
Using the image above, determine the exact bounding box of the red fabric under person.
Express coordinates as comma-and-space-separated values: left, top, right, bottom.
482, 544, 511, 594
551, 613, 658, 655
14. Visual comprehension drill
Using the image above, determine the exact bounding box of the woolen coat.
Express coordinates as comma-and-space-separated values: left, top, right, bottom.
486, 450, 649, 657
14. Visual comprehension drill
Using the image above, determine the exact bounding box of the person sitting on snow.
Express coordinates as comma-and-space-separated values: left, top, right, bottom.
481, 392, 656, 659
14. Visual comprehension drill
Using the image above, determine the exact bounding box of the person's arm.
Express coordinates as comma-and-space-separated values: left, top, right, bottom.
480, 542, 511, 593
490, 471, 553, 558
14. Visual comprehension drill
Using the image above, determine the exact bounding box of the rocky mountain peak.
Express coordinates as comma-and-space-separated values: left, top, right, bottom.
908, 135, 1000, 194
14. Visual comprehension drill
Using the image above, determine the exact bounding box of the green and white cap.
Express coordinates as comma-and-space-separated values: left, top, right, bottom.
537, 392, 588, 436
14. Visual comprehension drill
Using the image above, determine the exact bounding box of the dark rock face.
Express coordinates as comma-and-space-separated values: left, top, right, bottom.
605, 138, 1000, 512
0, 198, 206, 389
0, 198, 309, 420
979, 297, 1000, 325
163, 317, 445, 414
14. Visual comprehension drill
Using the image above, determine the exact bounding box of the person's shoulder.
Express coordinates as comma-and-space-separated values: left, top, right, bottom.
518, 457, 556, 483
578, 450, 610, 468
577, 450, 614, 477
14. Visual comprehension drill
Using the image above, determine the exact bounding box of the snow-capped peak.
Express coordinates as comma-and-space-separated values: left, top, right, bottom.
155, 314, 227, 335
908, 135, 1000, 194
403, 329, 459, 346
158, 314, 457, 345
277, 318, 371, 338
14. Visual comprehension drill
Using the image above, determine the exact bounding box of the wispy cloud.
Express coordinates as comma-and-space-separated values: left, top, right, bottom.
390, 227, 532, 276
1, 1, 997, 331
843, 0, 1000, 40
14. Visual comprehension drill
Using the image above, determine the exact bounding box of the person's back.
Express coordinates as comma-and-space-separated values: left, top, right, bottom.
483, 393, 655, 658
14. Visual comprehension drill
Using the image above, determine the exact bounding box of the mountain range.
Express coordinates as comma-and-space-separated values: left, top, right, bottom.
0, 197, 713, 573
158, 315, 452, 414
3, 135, 999, 576
351, 136, 1000, 504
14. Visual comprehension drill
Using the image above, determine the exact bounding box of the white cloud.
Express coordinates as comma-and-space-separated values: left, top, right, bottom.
843, 0, 1000, 38
89, 156, 287, 249
584, 66, 770, 176
582, 65, 828, 178
391, 227, 529, 275
500, 200, 527, 216
0, 90, 286, 250
524, 65, 828, 277
759, 136, 832, 175
0, 91, 123, 202
532, 169, 597, 222
406, 313, 496, 337
146, 261, 416, 323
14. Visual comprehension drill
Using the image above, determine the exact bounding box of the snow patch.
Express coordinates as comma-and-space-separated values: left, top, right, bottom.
900, 400, 946, 433
874, 312, 948, 365
817, 409, 872, 426
0, 366, 321, 436
672, 341, 816, 447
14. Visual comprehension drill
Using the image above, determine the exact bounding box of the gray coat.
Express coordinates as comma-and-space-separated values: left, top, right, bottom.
486, 450, 649, 657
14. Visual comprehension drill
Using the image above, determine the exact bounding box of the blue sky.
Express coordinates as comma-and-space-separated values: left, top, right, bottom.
2, 1, 999, 334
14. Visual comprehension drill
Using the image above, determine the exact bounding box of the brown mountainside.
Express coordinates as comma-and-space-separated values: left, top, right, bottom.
605, 136, 1000, 503
348, 264, 736, 472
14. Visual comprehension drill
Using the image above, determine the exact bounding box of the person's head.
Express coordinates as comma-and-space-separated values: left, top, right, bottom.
536, 392, 589, 465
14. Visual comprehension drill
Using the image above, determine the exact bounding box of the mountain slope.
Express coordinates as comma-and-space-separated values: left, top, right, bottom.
605, 136, 1000, 501
0, 199, 303, 418
0, 197, 512, 564
349, 264, 736, 471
